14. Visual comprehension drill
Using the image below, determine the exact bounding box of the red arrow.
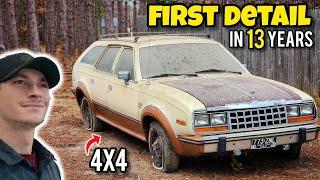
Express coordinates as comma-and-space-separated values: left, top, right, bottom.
85, 134, 101, 156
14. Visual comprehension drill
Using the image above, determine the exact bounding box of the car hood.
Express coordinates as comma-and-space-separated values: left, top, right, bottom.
160, 75, 301, 108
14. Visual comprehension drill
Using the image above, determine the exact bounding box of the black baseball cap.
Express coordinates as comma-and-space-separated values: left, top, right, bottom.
0, 52, 60, 89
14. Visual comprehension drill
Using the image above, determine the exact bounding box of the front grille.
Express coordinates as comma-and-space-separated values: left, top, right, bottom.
228, 106, 287, 130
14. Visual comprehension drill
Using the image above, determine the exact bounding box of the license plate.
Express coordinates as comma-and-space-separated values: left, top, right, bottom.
251, 137, 276, 149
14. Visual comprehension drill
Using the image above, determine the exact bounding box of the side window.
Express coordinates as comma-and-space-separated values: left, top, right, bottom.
96, 47, 121, 73
80, 46, 105, 65
114, 48, 134, 80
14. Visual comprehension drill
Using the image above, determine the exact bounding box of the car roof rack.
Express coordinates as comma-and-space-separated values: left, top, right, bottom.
100, 32, 167, 39
99, 32, 214, 43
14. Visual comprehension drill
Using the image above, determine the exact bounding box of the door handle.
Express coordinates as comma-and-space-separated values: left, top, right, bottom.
107, 84, 112, 92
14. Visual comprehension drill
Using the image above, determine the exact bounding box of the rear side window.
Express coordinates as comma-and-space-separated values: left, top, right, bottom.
114, 48, 134, 80
96, 47, 121, 73
80, 46, 105, 65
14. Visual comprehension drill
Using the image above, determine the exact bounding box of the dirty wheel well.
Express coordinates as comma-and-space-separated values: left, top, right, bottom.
143, 116, 158, 139
75, 89, 84, 106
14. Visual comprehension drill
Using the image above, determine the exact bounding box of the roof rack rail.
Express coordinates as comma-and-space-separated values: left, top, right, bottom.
99, 32, 214, 43
100, 32, 167, 40
160, 33, 213, 38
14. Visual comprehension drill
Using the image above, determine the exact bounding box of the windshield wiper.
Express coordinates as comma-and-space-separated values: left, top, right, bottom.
149, 73, 198, 78
195, 68, 242, 74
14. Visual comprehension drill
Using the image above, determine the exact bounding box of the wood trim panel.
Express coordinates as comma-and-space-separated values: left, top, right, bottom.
94, 102, 146, 141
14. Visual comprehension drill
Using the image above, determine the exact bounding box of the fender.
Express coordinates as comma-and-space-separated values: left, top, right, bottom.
141, 106, 204, 156
76, 82, 97, 113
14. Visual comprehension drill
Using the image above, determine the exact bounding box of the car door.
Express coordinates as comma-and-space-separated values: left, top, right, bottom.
78, 45, 106, 100
91, 46, 121, 107
107, 46, 140, 121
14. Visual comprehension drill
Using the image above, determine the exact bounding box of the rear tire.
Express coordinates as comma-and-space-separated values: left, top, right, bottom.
80, 97, 104, 132
148, 121, 180, 172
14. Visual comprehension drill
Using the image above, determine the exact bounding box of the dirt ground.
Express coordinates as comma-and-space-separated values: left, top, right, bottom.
39, 73, 320, 180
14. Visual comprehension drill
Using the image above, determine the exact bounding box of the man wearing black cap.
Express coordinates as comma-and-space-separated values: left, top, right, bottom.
0, 51, 62, 179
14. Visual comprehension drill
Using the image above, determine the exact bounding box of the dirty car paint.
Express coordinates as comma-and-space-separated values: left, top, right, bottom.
161, 75, 301, 108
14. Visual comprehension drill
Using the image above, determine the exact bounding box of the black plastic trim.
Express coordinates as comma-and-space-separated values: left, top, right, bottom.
299, 128, 307, 143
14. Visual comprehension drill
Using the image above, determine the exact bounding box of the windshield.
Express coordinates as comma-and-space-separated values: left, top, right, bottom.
139, 43, 247, 79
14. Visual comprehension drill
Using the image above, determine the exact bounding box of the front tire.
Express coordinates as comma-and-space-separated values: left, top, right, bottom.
80, 97, 104, 132
148, 121, 180, 172
285, 143, 302, 160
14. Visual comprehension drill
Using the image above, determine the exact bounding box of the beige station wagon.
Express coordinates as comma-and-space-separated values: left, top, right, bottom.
71, 34, 320, 172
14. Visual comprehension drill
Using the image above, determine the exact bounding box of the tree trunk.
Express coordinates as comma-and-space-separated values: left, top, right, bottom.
118, 1, 125, 33
138, 0, 147, 16
14, 0, 22, 45
67, 0, 75, 55
4, 0, 19, 49
93, 0, 99, 40
124, 1, 128, 33
45, 0, 56, 55
74, 0, 80, 53
26, 0, 40, 51
132, 0, 137, 32
104, 0, 113, 34
38, 0, 46, 47
60, 0, 68, 57
84, 0, 94, 49
45, 0, 56, 54
113, 0, 119, 35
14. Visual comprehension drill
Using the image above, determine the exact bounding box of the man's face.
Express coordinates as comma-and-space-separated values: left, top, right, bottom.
0, 68, 50, 127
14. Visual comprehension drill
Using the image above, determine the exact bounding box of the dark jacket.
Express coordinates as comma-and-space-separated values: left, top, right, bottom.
0, 139, 61, 180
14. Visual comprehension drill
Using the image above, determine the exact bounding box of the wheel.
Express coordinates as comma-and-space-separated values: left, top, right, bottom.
148, 121, 180, 172
284, 143, 301, 160
80, 97, 104, 132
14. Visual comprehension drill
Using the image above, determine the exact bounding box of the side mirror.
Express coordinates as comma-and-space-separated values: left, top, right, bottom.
118, 71, 130, 85
242, 64, 247, 69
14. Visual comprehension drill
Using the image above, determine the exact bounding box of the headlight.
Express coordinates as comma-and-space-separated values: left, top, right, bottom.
286, 105, 299, 117
194, 114, 210, 127
300, 104, 314, 116
210, 113, 227, 125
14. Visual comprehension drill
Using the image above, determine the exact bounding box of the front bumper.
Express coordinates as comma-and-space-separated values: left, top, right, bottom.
177, 123, 319, 156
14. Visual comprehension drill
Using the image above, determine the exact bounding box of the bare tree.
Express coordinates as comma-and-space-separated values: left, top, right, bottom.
118, 1, 125, 33
124, 1, 128, 32
37, 0, 46, 47
93, 0, 99, 40
67, 0, 75, 54
84, 0, 94, 48
132, 0, 137, 32
138, 0, 147, 16
60, 0, 68, 57
14, 0, 22, 44
45, 0, 56, 54
104, 0, 113, 34
4, 0, 19, 49
75, 0, 82, 52
26, 0, 40, 51
113, 0, 119, 35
